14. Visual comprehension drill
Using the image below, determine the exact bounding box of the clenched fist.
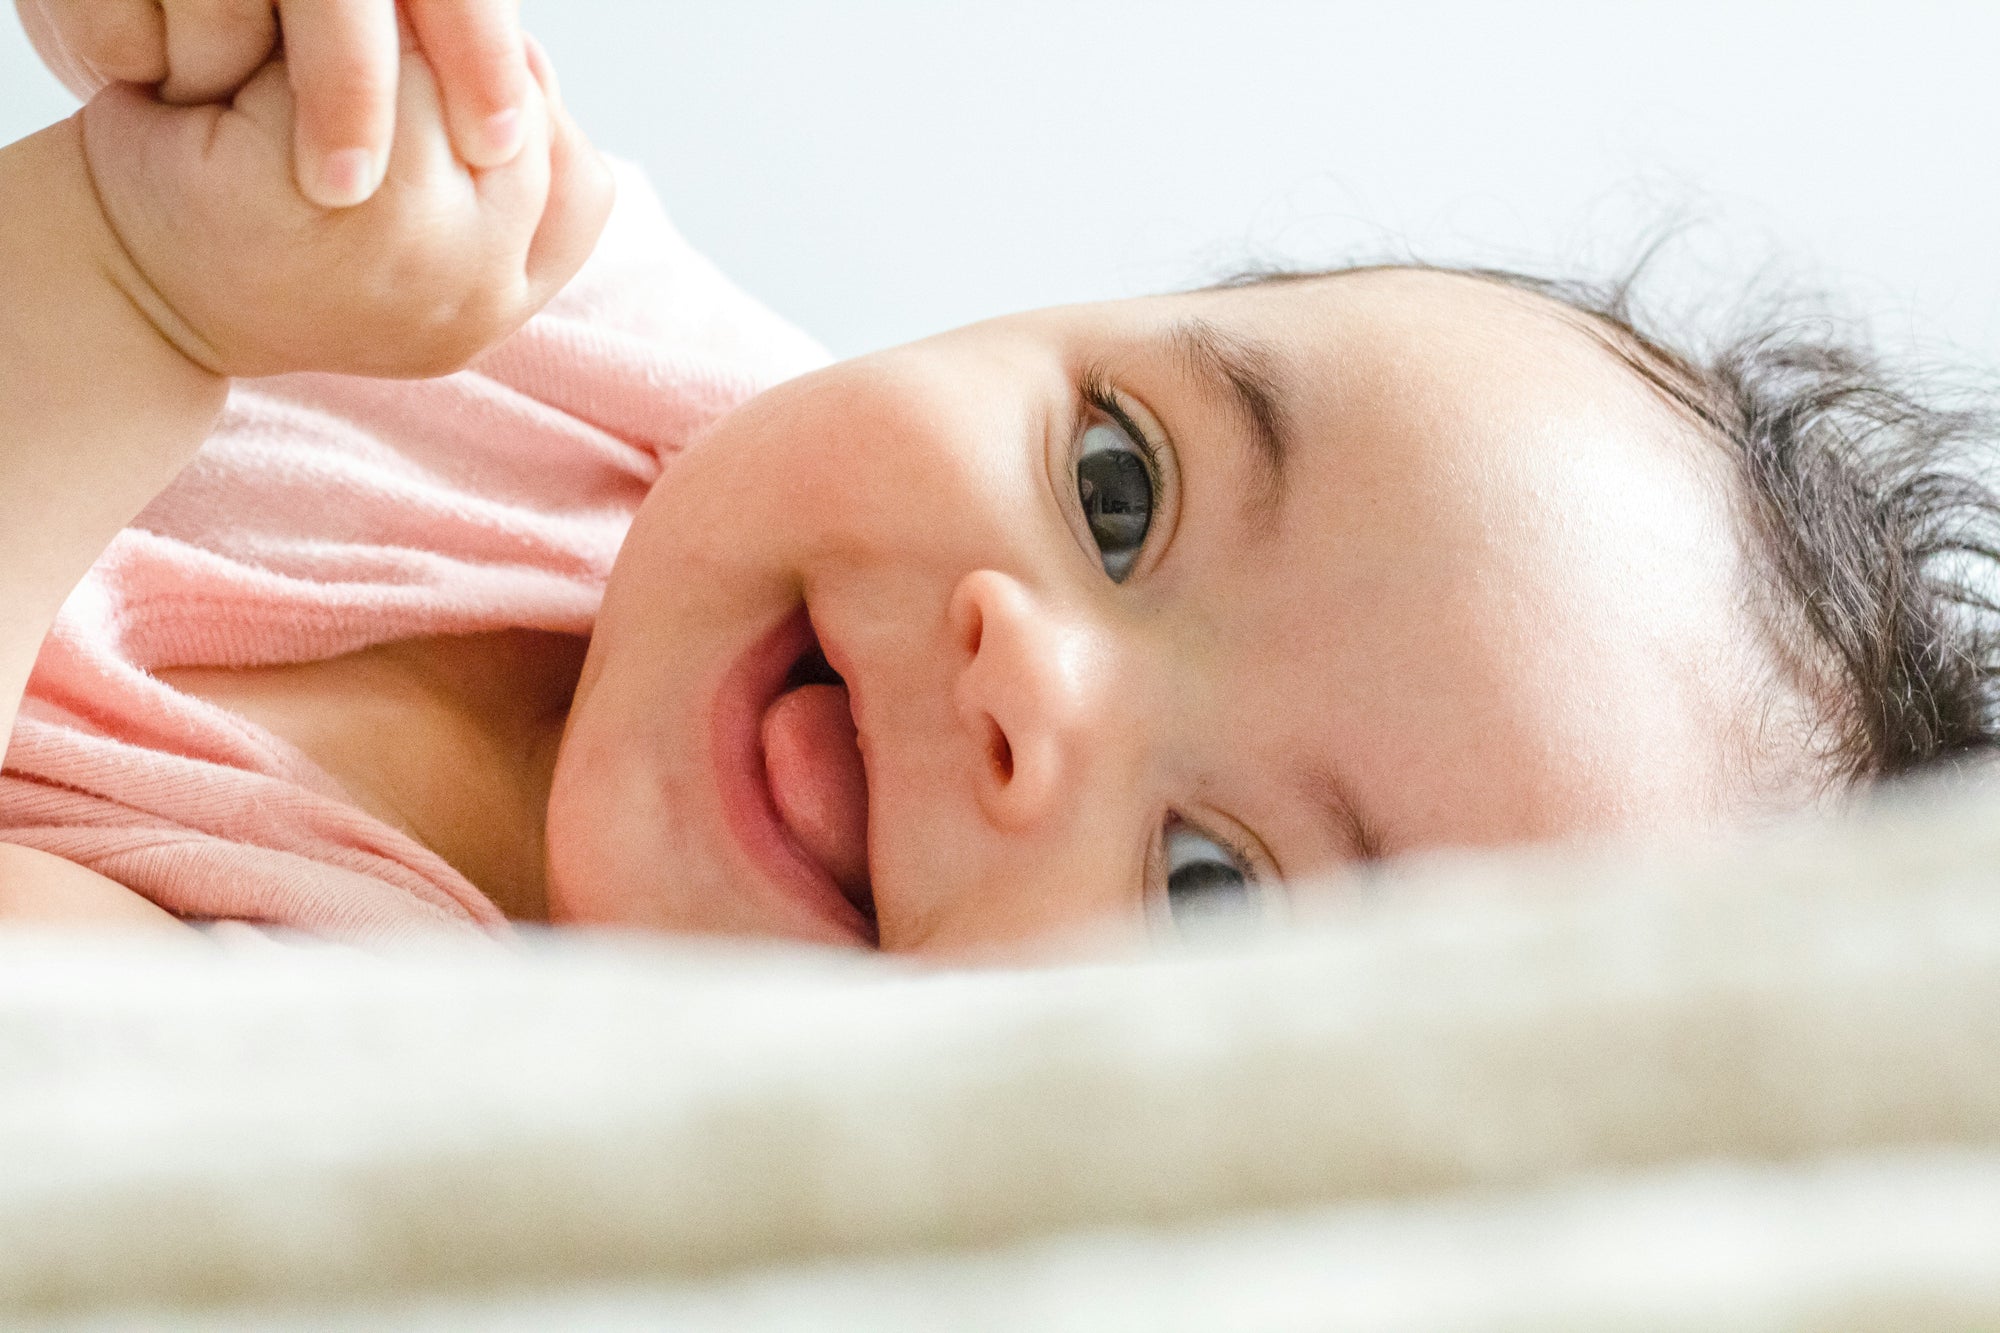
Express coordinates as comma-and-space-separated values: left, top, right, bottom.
78, 33, 614, 380
18, 0, 530, 207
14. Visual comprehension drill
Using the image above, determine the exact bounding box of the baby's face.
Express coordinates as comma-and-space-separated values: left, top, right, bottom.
545, 269, 1775, 957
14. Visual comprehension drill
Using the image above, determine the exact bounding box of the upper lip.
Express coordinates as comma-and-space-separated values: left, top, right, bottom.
819, 623, 879, 923
786, 609, 877, 924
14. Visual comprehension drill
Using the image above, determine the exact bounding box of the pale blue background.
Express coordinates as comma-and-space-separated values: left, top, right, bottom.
5, 1, 1995, 363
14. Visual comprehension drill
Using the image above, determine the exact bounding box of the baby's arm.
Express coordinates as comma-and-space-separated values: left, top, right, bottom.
0, 28, 611, 921
0, 116, 226, 750
0, 45, 609, 734
0, 121, 232, 929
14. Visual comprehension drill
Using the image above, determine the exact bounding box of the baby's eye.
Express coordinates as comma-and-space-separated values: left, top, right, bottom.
1154, 821, 1260, 934
1075, 417, 1154, 583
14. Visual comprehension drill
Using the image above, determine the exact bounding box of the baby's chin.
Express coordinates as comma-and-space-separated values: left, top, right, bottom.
541, 625, 879, 948
540, 776, 741, 936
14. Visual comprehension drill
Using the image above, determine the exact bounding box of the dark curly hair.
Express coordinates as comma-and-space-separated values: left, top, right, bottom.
1214, 261, 2000, 794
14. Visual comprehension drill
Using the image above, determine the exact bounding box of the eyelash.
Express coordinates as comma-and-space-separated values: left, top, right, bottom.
1075, 368, 1174, 581
1080, 368, 1166, 496
1165, 816, 1260, 883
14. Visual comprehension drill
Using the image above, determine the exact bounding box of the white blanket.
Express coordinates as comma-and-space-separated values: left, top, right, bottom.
6, 774, 2000, 1329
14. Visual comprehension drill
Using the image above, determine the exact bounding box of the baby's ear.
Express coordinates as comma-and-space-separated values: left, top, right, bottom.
15, 0, 168, 103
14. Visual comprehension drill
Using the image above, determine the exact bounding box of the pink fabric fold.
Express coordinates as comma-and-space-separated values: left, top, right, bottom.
0, 162, 830, 939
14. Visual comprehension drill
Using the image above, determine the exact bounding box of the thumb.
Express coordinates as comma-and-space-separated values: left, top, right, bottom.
521, 35, 614, 303
16, 0, 100, 101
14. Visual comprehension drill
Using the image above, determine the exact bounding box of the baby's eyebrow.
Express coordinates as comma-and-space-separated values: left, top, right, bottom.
1167, 319, 1293, 526
1301, 761, 1386, 864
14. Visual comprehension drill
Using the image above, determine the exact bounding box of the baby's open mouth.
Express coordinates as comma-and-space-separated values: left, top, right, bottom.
759, 623, 875, 924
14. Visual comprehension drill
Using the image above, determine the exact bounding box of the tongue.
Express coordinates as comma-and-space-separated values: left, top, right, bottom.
761, 683, 870, 895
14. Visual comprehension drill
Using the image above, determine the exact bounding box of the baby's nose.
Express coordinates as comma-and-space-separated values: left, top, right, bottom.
947, 569, 1112, 833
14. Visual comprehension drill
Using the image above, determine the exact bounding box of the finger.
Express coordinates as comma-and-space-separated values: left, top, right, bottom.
377, 45, 462, 195
522, 46, 614, 303
157, 0, 280, 105
521, 27, 557, 103
404, 0, 528, 170
275, 0, 401, 208
14, 0, 90, 99
30, 0, 166, 95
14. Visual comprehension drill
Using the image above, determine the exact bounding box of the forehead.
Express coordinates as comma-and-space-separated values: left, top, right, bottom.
1191, 267, 1677, 440
1142, 271, 1768, 849
1193, 269, 1729, 560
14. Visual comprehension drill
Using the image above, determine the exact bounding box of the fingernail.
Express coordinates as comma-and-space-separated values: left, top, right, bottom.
472, 107, 525, 166
314, 148, 378, 208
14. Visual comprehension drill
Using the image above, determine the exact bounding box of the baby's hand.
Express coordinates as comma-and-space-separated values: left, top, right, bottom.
16, 0, 529, 207
79, 36, 613, 379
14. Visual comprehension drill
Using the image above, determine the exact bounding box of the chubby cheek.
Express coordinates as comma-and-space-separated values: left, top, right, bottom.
790, 371, 1046, 570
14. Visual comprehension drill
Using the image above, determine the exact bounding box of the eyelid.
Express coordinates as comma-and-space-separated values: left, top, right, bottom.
1144, 811, 1272, 907
1068, 366, 1183, 583
1145, 812, 1288, 939
1166, 812, 1270, 886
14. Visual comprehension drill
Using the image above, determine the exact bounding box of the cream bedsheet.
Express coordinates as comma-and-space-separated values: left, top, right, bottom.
6, 774, 2000, 1329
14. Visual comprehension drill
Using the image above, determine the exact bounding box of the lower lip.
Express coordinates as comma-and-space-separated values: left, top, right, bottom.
710, 605, 877, 946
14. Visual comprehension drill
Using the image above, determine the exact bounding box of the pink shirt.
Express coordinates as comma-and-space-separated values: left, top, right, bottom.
0, 165, 829, 939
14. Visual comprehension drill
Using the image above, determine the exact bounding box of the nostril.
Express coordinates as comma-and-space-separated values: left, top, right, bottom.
986, 718, 1013, 784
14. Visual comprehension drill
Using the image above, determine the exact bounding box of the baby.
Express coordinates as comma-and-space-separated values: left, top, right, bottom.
3, 1, 1993, 955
